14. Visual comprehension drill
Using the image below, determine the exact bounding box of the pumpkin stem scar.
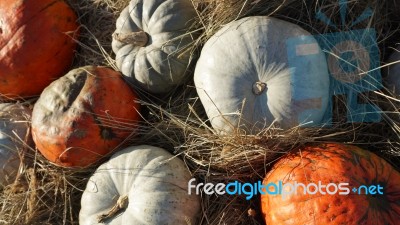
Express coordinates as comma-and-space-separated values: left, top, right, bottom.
252, 81, 267, 95
113, 31, 148, 47
97, 195, 129, 223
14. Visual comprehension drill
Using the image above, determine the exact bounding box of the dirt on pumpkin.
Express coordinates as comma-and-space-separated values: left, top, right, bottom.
1, 0, 400, 224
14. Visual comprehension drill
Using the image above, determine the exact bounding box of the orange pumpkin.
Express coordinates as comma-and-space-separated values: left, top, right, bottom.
31, 66, 141, 168
0, 0, 79, 99
261, 143, 400, 225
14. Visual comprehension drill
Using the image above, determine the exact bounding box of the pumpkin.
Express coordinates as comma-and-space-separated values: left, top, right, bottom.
261, 143, 400, 224
0, 0, 79, 99
112, 0, 197, 93
79, 145, 201, 225
384, 47, 400, 95
31, 66, 141, 168
0, 103, 32, 186
194, 16, 330, 134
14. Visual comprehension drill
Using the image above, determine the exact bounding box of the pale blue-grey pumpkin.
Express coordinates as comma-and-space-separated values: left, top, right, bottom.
112, 0, 197, 93
79, 145, 200, 225
194, 16, 330, 134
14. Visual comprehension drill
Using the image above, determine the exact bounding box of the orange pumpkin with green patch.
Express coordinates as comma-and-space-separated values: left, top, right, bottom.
31, 66, 141, 168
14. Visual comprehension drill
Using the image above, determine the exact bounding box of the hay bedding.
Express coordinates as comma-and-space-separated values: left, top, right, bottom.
0, 0, 400, 224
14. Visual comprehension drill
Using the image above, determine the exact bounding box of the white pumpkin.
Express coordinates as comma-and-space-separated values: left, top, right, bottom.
112, 0, 197, 93
385, 47, 400, 95
79, 145, 200, 225
0, 103, 31, 186
194, 16, 330, 134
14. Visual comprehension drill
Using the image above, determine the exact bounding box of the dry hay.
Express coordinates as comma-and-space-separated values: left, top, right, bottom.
0, 0, 400, 225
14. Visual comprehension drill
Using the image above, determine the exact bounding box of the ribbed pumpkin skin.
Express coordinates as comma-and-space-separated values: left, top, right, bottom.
31, 66, 141, 168
261, 143, 400, 224
112, 0, 196, 93
194, 17, 330, 134
0, 0, 79, 99
80, 145, 201, 225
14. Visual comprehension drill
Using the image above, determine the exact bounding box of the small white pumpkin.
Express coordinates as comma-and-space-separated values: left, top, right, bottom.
79, 145, 200, 225
194, 16, 330, 133
385, 47, 400, 95
0, 103, 31, 186
112, 0, 197, 93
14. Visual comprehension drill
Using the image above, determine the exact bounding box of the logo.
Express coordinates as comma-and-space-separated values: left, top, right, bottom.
286, 0, 382, 125
188, 179, 384, 200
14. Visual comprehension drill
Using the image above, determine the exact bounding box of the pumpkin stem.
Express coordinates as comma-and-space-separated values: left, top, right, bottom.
252, 81, 267, 95
97, 195, 129, 223
113, 31, 148, 47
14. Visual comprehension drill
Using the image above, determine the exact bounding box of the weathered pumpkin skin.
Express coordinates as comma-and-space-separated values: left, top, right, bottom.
31, 66, 141, 168
194, 16, 330, 134
0, 0, 79, 99
79, 145, 201, 225
0, 103, 32, 186
112, 0, 197, 93
261, 143, 400, 225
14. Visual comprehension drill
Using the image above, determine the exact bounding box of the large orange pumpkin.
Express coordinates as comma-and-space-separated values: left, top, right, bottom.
31, 66, 141, 168
261, 143, 400, 224
0, 0, 79, 99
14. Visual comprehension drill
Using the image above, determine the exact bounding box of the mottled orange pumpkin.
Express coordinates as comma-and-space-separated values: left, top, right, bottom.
0, 0, 79, 99
31, 66, 141, 168
261, 143, 400, 225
